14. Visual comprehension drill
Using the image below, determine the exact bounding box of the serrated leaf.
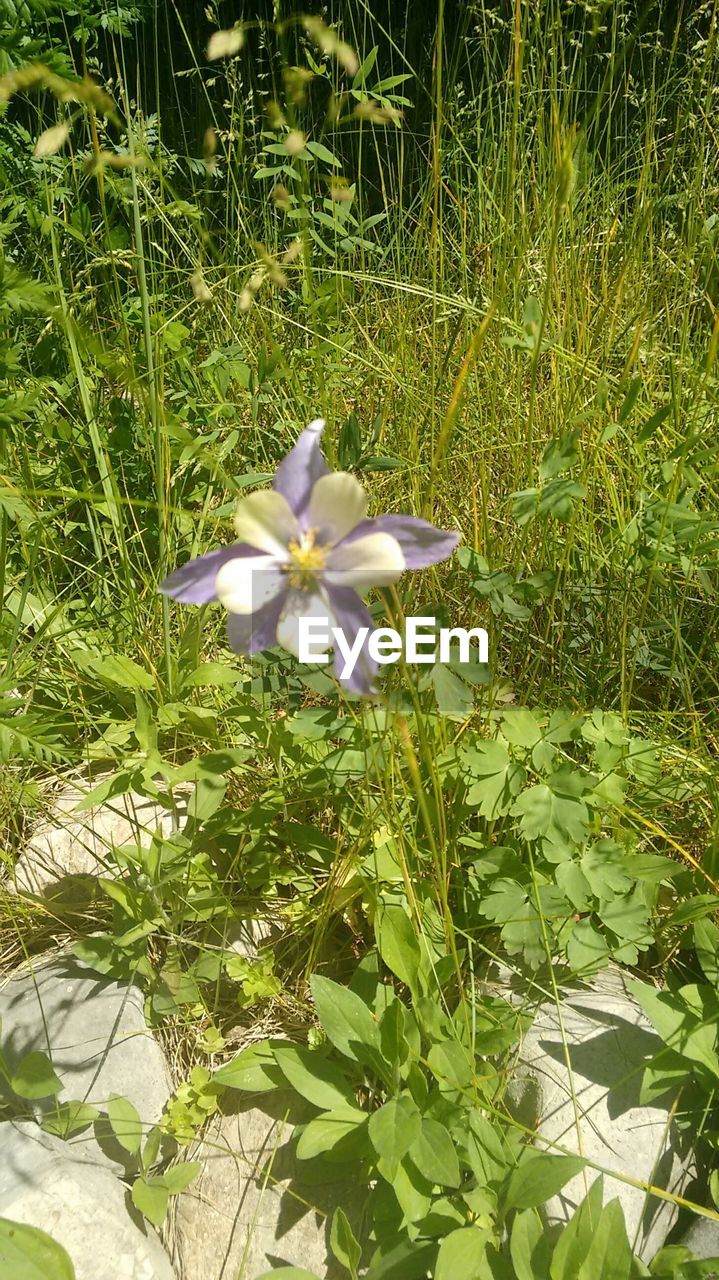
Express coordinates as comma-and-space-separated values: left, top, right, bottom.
463, 739, 525, 820
566, 919, 610, 975
511, 775, 589, 846
580, 841, 634, 901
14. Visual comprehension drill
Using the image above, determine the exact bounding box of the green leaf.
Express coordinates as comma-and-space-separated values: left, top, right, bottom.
379, 998, 409, 1070
368, 1096, 421, 1170
580, 842, 634, 900
577, 1198, 633, 1280
159, 1161, 201, 1194
310, 975, 381, 1064
106, 1093, 143, 1155
188, 775, 227, 821
387, 1155, 432, 1222
329, 1207, 361, 1280
11, 1052, 63, 1100
466, 1114, 510, 1186
409, 1117, 460, 1188
510, 1207, 551, 1280
566, 919, 610, 975
305, 140, 341, 166
539, 430, 580, 481
41, 1101, 99, 1139
0, 1217, 75, 1279
435, 1227, 492, 1280
618, 376, 642, 424
629, 981, 719, 1078
427, 1039, 474, 1094
181, 662, 241, 687
142, 1126, 162, 1169
504, 1151, 586, 1212
364, 1238, 438, 1280
375, 903, 421, 994
511, 774, 589, 846
464, 739, 525, 820
131, 1176, 169, 1226
90, 654, 154, 690
255, 1271, 323, 1280
296, 1107, 368, 1161
550, 1177, 605, 1280
501, 706, 555, 771
694, 920, 719, 986
73, 770, 133, 811
213, 1040, 286, 1092
272, 1045, 355, 1111
430, 663, 474, 719
599, 892, 653, 950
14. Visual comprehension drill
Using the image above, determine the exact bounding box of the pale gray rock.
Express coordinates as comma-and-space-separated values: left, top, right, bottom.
679, 1213, 719, 1261
0, 955, 172, 1167
0, 1120, 176, 1280
12, 779, 187, 895
502, 965, 694, 1262
172, 1098, 359, 1280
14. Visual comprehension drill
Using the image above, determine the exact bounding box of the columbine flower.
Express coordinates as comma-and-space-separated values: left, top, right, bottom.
160, 419, 460, 694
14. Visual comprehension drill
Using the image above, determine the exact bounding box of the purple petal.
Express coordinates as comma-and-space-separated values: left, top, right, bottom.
325, 583, 378, 696
159, 544, 264, 604
272, 418, 329, 526
341, 515, 460, 569
226, 586, 288, 655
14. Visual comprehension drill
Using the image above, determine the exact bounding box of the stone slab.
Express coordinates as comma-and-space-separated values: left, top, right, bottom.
0, 955, 172, 1166
172, 1098, 359, 1280
502, 965, 695, 1262
0, 1120, 176, 1280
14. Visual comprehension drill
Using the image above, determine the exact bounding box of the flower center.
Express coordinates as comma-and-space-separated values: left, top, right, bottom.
285, 529, 326, 589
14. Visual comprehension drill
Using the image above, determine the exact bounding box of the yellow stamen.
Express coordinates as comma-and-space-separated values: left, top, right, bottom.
286, 528, 326, 589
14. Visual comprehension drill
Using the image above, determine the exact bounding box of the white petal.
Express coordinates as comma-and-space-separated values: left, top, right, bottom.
232, 489, 299, 558
215, 555, 284, 615
276, 590, 336, 657
307, 472, 368, 546
325, 532, 405, 590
